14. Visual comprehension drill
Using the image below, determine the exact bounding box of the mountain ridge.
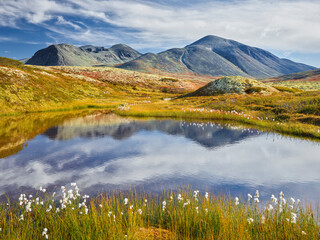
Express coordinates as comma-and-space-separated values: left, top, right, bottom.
119, 35, 315, 78
26, 43, 141, 67
25, 35, 316, 78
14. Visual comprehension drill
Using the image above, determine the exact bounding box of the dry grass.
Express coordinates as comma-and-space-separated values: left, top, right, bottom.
0, 186, 318, 239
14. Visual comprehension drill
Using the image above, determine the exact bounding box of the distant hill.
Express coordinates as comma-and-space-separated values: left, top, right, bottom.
19, 58, 30, 64
119, 35, 315, 78
26, 43, 141, 66
264, 68, 320, 82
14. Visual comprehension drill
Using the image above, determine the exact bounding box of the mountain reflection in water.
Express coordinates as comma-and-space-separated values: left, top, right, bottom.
0, 113, 320, 203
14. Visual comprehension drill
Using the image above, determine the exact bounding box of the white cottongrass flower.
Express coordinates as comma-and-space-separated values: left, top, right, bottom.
137, 209, 142, 215
85, 207, 88, 215
247, 194, 252, 201
193, 190, 199, 198
254, 197, 259, 203
71, 182, 77, 186
247, 218, 254, 224
20, 214, 24, 221
267, 204, 274, 211
271, 195, 278, 204
26, 202, 32, 212
205, 192, 209, 200
177, 194, 183, 201
235, 197, 239, 205
46, 205, 52, 212
124, 198, 128, 205
261, 216, 265, 224
302, 231, 306, 235
99, 204, 102, 208
162, 206, 166, 211
291, 213, 297, 223
42, 228, 48, 239
290, 197, 295, 204
129, 205, 133, 210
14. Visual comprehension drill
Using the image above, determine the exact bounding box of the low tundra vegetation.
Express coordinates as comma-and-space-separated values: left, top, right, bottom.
0, 184, 318, 239
1, 57, 320, 140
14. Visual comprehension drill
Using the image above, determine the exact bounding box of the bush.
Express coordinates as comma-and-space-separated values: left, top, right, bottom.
245, 87, 266, 94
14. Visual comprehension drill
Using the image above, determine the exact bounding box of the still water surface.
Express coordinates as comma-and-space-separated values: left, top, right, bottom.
1, 113, 320, 203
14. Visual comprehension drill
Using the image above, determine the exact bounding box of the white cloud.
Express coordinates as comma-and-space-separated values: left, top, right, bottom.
56, 16, 81, 30
0, 0, 320, 53
0, 36, 15, 42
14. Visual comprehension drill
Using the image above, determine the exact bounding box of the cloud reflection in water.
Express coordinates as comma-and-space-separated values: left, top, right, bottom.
0, 116, 320, 202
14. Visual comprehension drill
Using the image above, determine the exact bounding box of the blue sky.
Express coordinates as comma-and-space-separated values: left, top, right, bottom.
0, 0, 319, 67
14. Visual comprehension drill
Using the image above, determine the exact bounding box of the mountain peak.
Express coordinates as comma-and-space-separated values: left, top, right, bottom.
120, 35, 315, 78
188, 35, 238, 49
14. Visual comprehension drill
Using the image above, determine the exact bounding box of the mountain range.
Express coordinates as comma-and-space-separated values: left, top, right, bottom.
25, 35, 316, 78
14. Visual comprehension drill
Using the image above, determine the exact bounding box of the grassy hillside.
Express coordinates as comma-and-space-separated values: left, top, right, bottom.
0, 57, 202, 114
0, 57, 320, 140
263, 68, 320, 91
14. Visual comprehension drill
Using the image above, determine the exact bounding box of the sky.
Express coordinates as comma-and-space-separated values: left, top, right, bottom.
0, 0, 319, 67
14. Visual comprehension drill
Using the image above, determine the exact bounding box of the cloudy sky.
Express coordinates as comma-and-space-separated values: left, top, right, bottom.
0, 0, 319, 66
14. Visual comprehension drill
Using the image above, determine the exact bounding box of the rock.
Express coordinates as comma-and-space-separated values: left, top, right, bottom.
185, 76, 279, 96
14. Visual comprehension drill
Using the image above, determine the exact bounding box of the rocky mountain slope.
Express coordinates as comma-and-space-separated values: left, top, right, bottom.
26, 43, 141, 66
119, 35, 315, 78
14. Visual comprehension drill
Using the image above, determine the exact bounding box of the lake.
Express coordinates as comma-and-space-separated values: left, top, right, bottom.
1, 112, 320, 203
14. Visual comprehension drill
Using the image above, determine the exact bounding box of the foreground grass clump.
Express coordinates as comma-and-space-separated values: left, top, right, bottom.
0, 184, 318, 239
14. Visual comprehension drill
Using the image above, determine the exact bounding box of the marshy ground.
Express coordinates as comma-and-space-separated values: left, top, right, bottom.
0, 184, 317, 239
